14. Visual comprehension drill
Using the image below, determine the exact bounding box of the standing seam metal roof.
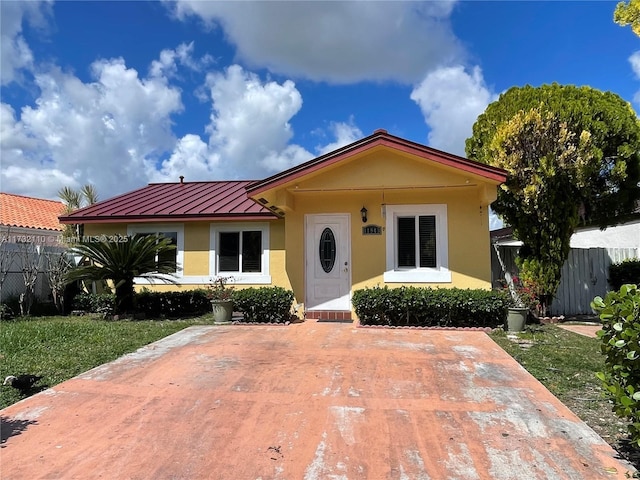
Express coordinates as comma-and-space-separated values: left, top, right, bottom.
59, 181, 276, 222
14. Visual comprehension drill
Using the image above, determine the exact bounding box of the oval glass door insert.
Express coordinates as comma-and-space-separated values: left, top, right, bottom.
319, 227, 336, 273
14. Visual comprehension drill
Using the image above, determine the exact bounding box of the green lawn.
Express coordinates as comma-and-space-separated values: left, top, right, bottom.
0, 315, 212, 409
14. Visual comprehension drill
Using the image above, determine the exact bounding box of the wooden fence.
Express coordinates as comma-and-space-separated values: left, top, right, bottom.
491, 246, 638, 316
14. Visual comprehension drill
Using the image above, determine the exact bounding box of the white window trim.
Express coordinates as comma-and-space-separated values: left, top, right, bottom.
384, 204, 451, 283
127, 223, 184, 283
210, 222, 271, 284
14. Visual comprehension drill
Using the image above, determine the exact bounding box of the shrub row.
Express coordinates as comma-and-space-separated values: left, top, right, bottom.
609, 259, 640, 291
72, 292, 116, 315
593, 284, 640, 445
233, 286, 294, 323
72, 287, 295, 322
135, 289, 211, 318
352, 286, 510, 327
72, 290, 211, 318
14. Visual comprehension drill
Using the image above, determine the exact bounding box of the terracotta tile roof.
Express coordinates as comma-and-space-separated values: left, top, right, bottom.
59, 181, 278, 224
1, 192, 65, 231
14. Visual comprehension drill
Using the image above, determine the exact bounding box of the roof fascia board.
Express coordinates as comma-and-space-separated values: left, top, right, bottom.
59, 214, 279, 224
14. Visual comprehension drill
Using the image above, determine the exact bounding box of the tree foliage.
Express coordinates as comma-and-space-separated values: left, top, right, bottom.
487, 108, 599, 312
65, 234, 178, 314
467, 84, 640, 228
466, 84, 640, 309
615, 0, 640, 37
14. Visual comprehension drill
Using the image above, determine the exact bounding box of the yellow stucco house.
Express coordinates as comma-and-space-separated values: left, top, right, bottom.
60, 129, 507, 320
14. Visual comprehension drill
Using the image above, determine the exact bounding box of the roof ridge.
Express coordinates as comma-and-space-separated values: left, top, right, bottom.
0, 192, 63, 205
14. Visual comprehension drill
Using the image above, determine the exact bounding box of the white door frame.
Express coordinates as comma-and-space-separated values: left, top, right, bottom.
304, 214, 351, 310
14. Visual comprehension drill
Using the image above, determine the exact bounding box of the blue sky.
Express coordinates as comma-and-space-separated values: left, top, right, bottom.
1, 0, 639, 226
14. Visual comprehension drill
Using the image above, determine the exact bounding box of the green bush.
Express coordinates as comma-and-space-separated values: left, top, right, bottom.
593, 284, 640, 445
72, 290, 211, 318
72, 292, 116, 315
0, 303, 15, 320
232, 287, 294, 323
352, 286, 509, 327
135, 289, 210, 318
609, 259, 640, 291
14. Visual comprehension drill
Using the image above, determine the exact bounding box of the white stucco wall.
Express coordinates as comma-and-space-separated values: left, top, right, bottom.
570, 219, 640, 249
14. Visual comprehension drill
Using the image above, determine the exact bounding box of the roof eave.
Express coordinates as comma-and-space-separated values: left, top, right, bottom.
59, 213, 280, 224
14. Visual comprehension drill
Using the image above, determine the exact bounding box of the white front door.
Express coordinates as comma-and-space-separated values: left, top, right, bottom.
305, 214, 351, 310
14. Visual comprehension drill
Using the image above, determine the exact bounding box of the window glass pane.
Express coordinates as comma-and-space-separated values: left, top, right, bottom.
157, 232, 178, 271
219, 232, 240, 271
418, 216, 437, 268
397, 217, 416, 267
242, 231, 262, 272
318, 227, 336, 273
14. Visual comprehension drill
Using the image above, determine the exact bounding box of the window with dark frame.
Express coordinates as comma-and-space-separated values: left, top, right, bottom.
218, 230, 262, 273
396, 215, 437, 269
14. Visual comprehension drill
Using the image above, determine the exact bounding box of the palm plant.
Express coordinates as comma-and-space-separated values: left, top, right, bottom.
58, 184, 99, 240
65, 234, 179, 314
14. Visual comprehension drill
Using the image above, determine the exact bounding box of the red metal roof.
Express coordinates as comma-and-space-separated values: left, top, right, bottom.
1, 192, 65, 231
60, 181, 278, 224
60, 131, 507, 225
247, 129, 508, 195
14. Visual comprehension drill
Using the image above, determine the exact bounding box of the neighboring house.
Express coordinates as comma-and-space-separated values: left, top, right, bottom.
0, 192, 66, 302
491, 218, 640, 316
60, 129, 507, 320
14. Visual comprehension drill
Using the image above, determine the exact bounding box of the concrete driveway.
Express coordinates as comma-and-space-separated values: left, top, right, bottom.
0, 321, 633, 479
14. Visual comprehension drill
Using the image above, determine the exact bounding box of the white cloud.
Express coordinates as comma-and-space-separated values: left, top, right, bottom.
410, 65, 503, 229
149, 41, 214, 78
410, 65, 497, 156
1, 58, 183, 199
0, 0, 52, 85
316, 120, 363, 156
169, 0, 462, 84
3, 41, 362, 200
2, 165, 77, 196
156, 64, 315, 182
630, 51, 640, 77
151, 134, 220, 182
629, 51, 640, 106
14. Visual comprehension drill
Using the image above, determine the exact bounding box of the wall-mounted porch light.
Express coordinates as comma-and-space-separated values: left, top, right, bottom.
360, 206, 368, 223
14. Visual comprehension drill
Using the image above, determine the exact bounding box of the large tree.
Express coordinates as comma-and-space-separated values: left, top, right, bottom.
615, 0, 640, 36
466, 84, 640, 312
65, 234, 178, 314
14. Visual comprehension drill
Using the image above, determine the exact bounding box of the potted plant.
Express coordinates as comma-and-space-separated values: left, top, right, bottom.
207, 277, 235, 323
500, 274, 538, 332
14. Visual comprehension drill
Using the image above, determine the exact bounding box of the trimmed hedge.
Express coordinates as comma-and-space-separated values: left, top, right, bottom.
232, 286, 294, 323
72, 292, 116, 315
593, 284, 640, 445
609, 259, 640, 291
135, 289, 211, 318
352, 286, 510, 327
72, 289, 211, 318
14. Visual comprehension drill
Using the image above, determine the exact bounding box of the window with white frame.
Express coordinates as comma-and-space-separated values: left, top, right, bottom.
127, 224, 184, 276
210, 223, 270, 283
384, 205, 451, 283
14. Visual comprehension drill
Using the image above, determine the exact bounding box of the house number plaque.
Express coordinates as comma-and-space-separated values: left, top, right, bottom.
362, 225, 382, 235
